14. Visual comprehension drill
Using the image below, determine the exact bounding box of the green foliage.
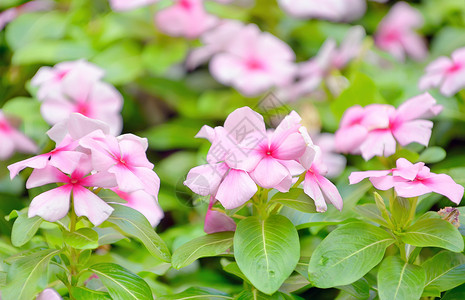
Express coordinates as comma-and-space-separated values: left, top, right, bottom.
11, 213, 42, 247
270, 188, 317, 213
421, 251, 465, 295
158, 287, 232, 300
63, 228, 99, 250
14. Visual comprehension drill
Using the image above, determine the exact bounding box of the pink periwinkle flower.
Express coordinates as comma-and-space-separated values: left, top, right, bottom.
277, 0, 366, 22
204, 197, 236, 234
209, 23, 297, 97
419, 47, 465, 97
31, 60, 105, 101
313, 133, 346, 178
113, 189, 163, 227
155, 0, 218, 39
374, 2, 427, 62
0, 0, 53, 31
109, 0, 159, 11
0, 110, 37, 160
349, 158, 464, 204
335, 93, 442, 160
36, 288, 62, 300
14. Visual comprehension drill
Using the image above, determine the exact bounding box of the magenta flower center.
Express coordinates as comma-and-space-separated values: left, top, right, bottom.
75, 102, 91, 116
447, 62, 462, 74
245, 58, 265, 71
0, 120, 11, 133
384, 28, 401, 43
179, 0, 192, 10
55, 70, 69, 81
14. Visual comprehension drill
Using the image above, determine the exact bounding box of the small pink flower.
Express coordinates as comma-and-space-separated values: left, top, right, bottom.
335, 93, 442, 160
109, 0, 159, 11
0, 0, 53, 31
26, 156, 116, 225
204, 197, 236, 234
209, 24, 296, 96
0, 110, 37, 160
36, 288, 62, 300
155, 0, 218, 39
349, 158, 465, 204
113, 189, 163, 227
278, 0, 366, 22
31, 60, 104, 101
313, 133, 346, 178
419, 47, 465, 97
374, 2, 427, 62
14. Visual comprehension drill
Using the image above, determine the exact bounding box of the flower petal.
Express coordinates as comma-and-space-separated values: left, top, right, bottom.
73, 186, 114, 226
28, 185, 72, 222
424, 173, 464, 204
216, 169, 257, 209
251, 157, 289, 189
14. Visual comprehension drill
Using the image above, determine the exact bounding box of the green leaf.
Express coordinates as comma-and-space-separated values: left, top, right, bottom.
158, 287, 232, 300
71, 287, 112, 300
11, 213, 42, 247
2, 249, 60, 300
389, 197, 414, 229
88, 263, 152, 300
353, 204, 390, 227
374, 192, 393, 227
308, 222, 395, 288
336, 278, 370, 300
221, 259, 250, 284
108, 204, 171, 262
422, 251, 465, 294
142, 41, 188, 76
377, 256, 426, 300
270, 188, 317, 213
142, 119, 204, 151
234, 290, 292, 300
63, 228, 99, 250
401, 218, 464, 252
234, 215, 300, 295
442, 283, 465, 300
172, 232, 234, 269
418, 147, 447, 164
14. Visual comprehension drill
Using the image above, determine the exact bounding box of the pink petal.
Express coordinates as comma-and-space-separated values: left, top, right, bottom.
26, 165, 68, 189
395, 93, 441, 121
8, 154, 49, 179
73, 186, 114, 226
423, 173, 464, 204
216, 169, 257, 209
370, 176, 396, 190
349, 170, 392, 185
315, 174, 343, 211
204, 207, 236, 234
81, 171, 117, 189
49, 150, 86, 175
251, 157, 289, 189
40, 99, 74, 125
132, 167, 161, 197
360, 129, 396, 160
36, 288, 62, 300
28, 185, 72, 222
394, 180, 433, 198
195, 125, 216, 142
334, 125, 367, 154
109, 164, 145, 193
118, 190, 164, 227
303, 173, 327, 212
224, 107, 266, 143
393, 119, 433, 147
184, 163, 229, 196
272, 132, 307, 160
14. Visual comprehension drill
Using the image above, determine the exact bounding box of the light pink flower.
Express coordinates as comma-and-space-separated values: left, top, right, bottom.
155, 0, 218, 39
0, 110, 37, 160
80, 132, 160, 197
8, 113, 110, 179
36, 288, 62, 300
349, 158, 464, 204
26, 156, 116, 225
335, 93, 442, 160
39, 72, 123, 135
419, 47, 465, 97
277, 0, 366, 22
109, 0, 159, 11
374, 2, 427, 62
204, 197, 236, 234
209, 23, 296, 96
31, 60, 105, 101
0, 0, 53, 31
313, 133, 346, 178
113, 189, 163, 227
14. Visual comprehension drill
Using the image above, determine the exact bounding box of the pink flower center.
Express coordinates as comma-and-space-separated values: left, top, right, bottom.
55, 70, 69, 81
245, 58, 265, 71
75, 102, 91, 116
70, 178, 79, 184
384, 29, 401, 43
0, 120, 11, 133
179, 0, 192, 10
447, 62, 462, 74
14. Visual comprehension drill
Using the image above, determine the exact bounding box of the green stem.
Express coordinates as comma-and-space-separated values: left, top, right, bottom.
292, 173, 306, 189
68, 196, 80, 300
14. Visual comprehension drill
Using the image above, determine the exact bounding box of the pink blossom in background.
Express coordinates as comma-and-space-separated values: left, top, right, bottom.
313, 133, 346, 178
109, 0, 158, 11
31, 60, 105, 101
419, 47, 465, 97
277, 0, 366, 22
113, 189, 163, 227
39, 72, 123, 135
349, 158, 465, 204
335, 93, 442, 160
0, 110, 37, 160
26, 156, 116, 225
209, 24, 296, 96
374, 2, 427, 62
0, 0, 53, 31
155, 0, 218, 39
36, 288, 62, 300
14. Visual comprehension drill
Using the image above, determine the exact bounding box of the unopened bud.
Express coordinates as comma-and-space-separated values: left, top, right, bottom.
438, 207, 460, 228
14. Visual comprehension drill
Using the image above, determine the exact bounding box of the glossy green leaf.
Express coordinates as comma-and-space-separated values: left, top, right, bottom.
71, 287, 111, 300
270, 188, 317, 213
353, 204, 390, 227
63, 228, 99, 250
88, 263, 152, 300
422, 251, 465, 294
336, 278, 370, 300
401, 218, 464, 252
172, 232, 234, 269
442, 283, 465, 300
221, 259, 250, 284
11, 213, 42, 247
308, 222, 395, 288
2, 249, 60, 300
234, 215, 300, 295
108, 204, 171, 262
158, 287, 232, 300
390, 197, 414, 229
377, 256, 426, 300
418, 146, 447, 163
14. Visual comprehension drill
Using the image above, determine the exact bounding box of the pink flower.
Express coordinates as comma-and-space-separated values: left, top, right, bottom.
349, 158, 464, 204
26, 156, 116, 225
31, 60, 104, 101
313, 133, 346, 178
0, 110, 37, 160
0, 0, 53, 31
204, 197, 236, 234
374, 2, 427, 62
335, 93, 442, 160
301, 146, 343, 212
113, 189, 163, 227
155, 0, 218, 39
109, 0, 159, 11
39, 72, 123, 135
36, 288, 62, 300
80, 132, 160, 197
419, 47, 465, 97
278, 0, 366, 22
209, 23, 296, 96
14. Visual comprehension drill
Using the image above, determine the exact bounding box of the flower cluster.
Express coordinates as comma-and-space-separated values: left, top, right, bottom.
0, 110, 37, 160
8, 113, 162, 227
184, 107, 343, 232
349, 158, 464, 204
335, 93, 442, 160
31, 60, 123, 135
